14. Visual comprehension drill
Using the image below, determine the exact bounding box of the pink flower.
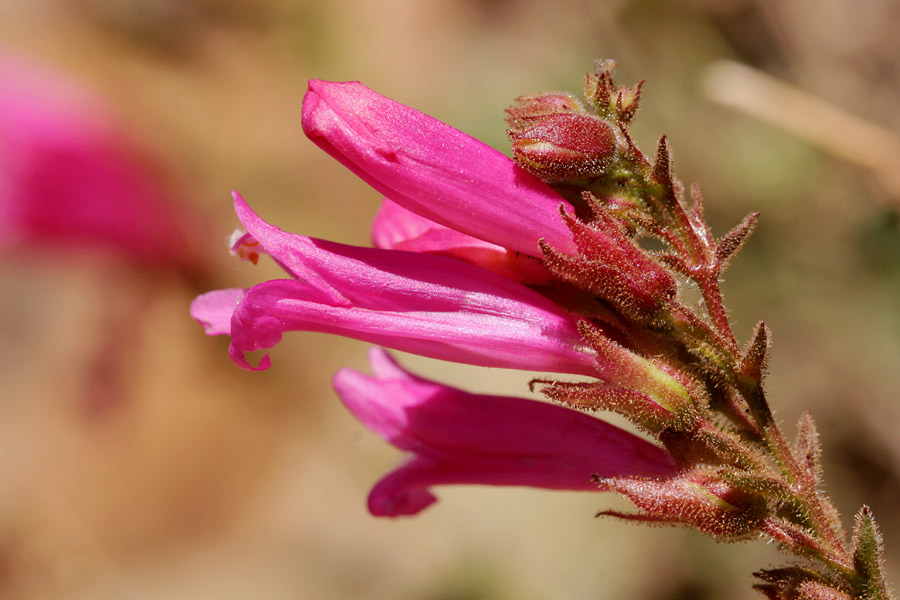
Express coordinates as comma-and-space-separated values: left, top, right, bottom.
333, 348, 677, 517
301, 80, 577, 257
0, 54, 202, 273
190, 192, 597, 374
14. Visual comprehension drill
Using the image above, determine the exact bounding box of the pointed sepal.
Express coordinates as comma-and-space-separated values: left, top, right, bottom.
794, 412, 823, 486
582, 59, 643, 125
575, 322, 701, 420
716, 212, 760, 272
536, 379, 699, 434
754, 567, 853, 600
852, 506, 891, 600
597, 467, 769, 541
740, 321, 772, 382
540, 207, 677, 322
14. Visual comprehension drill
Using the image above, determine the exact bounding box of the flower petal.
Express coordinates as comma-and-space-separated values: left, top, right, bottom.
372, 198, 551, 283
333, 348, 677, 517
190, 288, 248, 335
301, 80, 577, 257
218, 195, 596, 374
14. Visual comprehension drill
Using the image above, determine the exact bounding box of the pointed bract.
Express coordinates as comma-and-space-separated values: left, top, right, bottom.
852, 506, 890, 600
741, 321, 772, 381
716, 211, 759, 272
794, 412, 823, 485
598, 467, 768, 540
541, 208, 677, 322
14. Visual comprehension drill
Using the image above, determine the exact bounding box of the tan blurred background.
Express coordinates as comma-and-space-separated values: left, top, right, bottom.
1, 1, 899, 598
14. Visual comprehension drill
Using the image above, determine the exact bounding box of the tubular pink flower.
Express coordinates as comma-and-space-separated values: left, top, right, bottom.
333, 348, 677, 517
0, 54, 203, 273
371, 198, 550, 283
301, 79, 577, 257
190, 193, 597, 374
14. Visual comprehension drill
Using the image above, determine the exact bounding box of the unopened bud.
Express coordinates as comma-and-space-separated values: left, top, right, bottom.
509, 112, 617, 182
505, 91, 583, 130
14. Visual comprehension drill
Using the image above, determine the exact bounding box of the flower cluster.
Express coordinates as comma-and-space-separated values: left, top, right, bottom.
193, 61, 892, 599
191, 75, 677, 515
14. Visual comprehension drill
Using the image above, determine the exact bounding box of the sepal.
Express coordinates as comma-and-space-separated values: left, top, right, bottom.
852, 506, 890, 600
540, 207, 677, 322
794, 412, 823, 486
582, 59, 643, 124
536, 379, 698, 434
716, 212, 760, 272
575, 322, 699, 419
741, 321, 772, 382
754, 567, 853, 600
596, 466, 769, 540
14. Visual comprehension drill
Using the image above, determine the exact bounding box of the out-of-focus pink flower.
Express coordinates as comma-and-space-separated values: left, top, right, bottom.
371, 198, 551, 283
333, 348, 677, 517
190, 192, 597, 374
0, 54, 202, 273
301, 79, 577, 257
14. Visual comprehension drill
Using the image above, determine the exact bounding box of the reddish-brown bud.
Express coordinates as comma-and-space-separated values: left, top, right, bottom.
509, 112, 617, 182
541, 209, 677, 321
597, 467, 768, 540
505, 91, 583, 130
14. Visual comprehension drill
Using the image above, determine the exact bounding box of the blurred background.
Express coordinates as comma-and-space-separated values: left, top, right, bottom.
1, 0, 899, 598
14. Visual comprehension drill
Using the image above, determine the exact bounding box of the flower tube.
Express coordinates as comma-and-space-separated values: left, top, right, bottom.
301, 79, 577, 257
333, 348, 677, 517
190, 193, 597, 374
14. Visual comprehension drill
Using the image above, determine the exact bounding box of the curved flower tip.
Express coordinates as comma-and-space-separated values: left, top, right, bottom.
333, 348, 677, 517
0, 54, 207, 274
215, 196, 598, 375
371, 199, 552, 284
301, 79, 577, 257
190, 288, 247, 335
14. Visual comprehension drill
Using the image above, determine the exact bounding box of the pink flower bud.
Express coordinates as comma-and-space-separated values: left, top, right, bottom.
510, 113, 617, 182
